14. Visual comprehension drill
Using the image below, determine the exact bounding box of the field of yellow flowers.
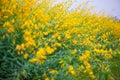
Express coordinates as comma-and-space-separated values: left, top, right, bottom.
0, 0, 120, 80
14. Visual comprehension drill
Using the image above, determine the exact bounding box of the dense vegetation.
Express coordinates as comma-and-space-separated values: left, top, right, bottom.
0, 0, 120, 80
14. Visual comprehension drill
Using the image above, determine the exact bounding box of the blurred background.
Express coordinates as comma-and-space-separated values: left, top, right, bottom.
57, 0, 120, 19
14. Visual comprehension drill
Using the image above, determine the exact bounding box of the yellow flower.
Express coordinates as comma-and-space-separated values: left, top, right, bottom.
36, 48, 46, 60
25, 42, 31, 48
65, 33, 71, 39
16, 45, 21, 50
56, 43, 62, 47
71, 49, 77, 55
24, 53, 29, 59
113, 25, 120, 39
57, 35, 61, 40
8, 26, 14, 33
89, 71, 95, 79
17, 52, 21, 55
104, 54, 112, 59
24, 30, 31, 36
49, 69, 58, 74
79, 50, 91, 61
46, 46, 54, 54
11, 19, 15, 23
15, 44, 25, 50
84, 61, 91, 69
109, 48, 112, 53
77, 34, 81, 37
79, 65, 85, 70
20, 44, 25, 50
29, 58, 39, 62
43, 32, 49, 36
45, 77, 49, 80
68, 65, 76, 75
3, 21, 11, 28
72, 39, 77, 44
97, 43, 102, 47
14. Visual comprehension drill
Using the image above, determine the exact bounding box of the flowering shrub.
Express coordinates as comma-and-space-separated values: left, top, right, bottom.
0, 0, 120, 80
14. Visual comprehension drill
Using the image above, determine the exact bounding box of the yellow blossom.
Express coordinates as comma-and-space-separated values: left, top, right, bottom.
8, 26, 14, 33
79, 50, 91, 61
43, 32, 49, 36
46, 46, 54, 54
65, 33, 71, 39
24, 53, 29, 59
15, 44, 25, 50
57, 35, 62, 40
72, 39, 77, 44
56, 43, 62, 47
16, 45, 21, 50
36, 48, 46, 60
68, 65, 76, 75
29, 58, 39, 62
71, 49, 77, 55
49, 69, 58, 74
45, 77, 49, 80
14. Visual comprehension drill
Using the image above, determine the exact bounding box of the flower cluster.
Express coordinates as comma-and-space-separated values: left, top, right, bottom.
1, 0, 120, 80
